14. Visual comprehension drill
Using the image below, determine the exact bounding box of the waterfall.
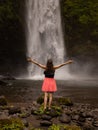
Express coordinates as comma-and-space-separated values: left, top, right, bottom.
26, 0, 71, 79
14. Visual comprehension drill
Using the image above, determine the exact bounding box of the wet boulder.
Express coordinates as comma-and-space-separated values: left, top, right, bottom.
0, 73, 15, 80
0, 96, 7, 106
59, 113, 71, 123
0, 80, 8, 86
40, 120, 52, 126
8, 106, 21, 115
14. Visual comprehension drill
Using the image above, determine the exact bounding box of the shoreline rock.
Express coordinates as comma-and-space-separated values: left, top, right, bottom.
0, 96, 98, 130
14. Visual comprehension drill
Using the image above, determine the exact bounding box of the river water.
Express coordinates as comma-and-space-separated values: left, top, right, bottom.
0, 79, 98, 106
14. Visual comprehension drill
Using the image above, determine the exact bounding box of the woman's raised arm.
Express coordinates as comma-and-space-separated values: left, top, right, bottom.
27, 57, 46, 69
54, 60, 73, 70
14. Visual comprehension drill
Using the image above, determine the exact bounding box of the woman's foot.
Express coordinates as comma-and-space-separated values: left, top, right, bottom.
44, 107, 47, 110
48, 107, 51, 110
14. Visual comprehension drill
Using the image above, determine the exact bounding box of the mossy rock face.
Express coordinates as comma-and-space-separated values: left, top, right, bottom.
54, 97, 73, 106
0, 96, 7, 106
0, 118, 24, 130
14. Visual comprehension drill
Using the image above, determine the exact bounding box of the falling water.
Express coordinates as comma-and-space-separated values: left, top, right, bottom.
26, 0, 71, 79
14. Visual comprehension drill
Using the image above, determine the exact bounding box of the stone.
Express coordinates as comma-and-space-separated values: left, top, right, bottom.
0, 80, 8, 86
1, 73, 15, 80
8, 106, 21, 115
71, 114, 79, 121
59, 113, 71, 123
0, 96, 7, 106
48, 109, 61, 117
31, 106, 39, 115
93, 120, 98, 127
22, 119, 29, 127
83, 122, 95, 130
40, 120, 52, 126
79, 116, 85, 122
41, 114, 52, 120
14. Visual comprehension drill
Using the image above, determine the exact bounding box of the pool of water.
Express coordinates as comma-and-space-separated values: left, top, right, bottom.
0, 79, 98, 106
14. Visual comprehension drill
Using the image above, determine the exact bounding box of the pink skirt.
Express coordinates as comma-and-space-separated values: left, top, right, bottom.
42, 78, 57, 92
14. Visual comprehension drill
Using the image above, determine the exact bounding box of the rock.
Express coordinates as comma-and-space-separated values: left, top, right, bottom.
22, 119, 29, 127
0, 80, 8, 86
0, 111, 9, 119
71, 114, 79, 121
85, 118, 93, 122
20, 107, 31, 118
65, 109, 72, 115
93, 120, 98, 127
40, 120, 52, 126
1, 73, 15, 80
8, 106, 21, 115
79, 116, 85, 122
41, 114, 52, 120
59, 113, 71, 123
0, 96, 7, 106
48, 109, 61, 117
83, 122, 95, 130
31, 106, 41, 115
19, 112, 30, 118
91, 109, 98, 119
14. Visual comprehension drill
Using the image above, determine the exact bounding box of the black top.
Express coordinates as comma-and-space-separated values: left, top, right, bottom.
44, 70, 55, 78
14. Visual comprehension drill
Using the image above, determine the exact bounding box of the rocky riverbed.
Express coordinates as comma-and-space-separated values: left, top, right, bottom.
0, 79, 98, 130
0, 95, 98, 130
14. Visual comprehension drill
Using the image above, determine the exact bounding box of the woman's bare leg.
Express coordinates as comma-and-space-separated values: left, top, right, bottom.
44, 92, 48, 110
48, 93, 53, 109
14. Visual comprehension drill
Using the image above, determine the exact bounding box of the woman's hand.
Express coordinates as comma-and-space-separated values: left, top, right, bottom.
27, 57, 32, 62
68, 60, 73, 63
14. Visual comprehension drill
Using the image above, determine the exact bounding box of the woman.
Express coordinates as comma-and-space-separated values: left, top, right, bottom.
27, 57, 73, 110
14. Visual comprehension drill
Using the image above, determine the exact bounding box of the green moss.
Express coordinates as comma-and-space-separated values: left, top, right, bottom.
19, 112, 28, 118
33, 104, 45, 115
37, 94, 44, 104
63, 125, 81, 130
52, 106, 62, 116
0, 96, 7, 106
55, 97, 73, 106
30, 128, 43, 130
0, 118, 24, 130
48, 124, 61, 130
48, 124, 81, 130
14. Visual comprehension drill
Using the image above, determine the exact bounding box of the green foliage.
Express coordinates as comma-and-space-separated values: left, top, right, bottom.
48, 124, 81, 130
48, 124, 61, 130
61, 0, 98, 25
31, 124, 81, 130
33, 104, 45, 115
63, 125, 81, 130
0, 0, 19, 27
54, 97, 73, 106
37, 94, 44, 104
0, 118, 24, 130
30, 128, 43, 130
61, 0, 98, 56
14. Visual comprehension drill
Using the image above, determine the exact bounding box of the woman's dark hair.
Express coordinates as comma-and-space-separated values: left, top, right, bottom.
46, 59, 54, 71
